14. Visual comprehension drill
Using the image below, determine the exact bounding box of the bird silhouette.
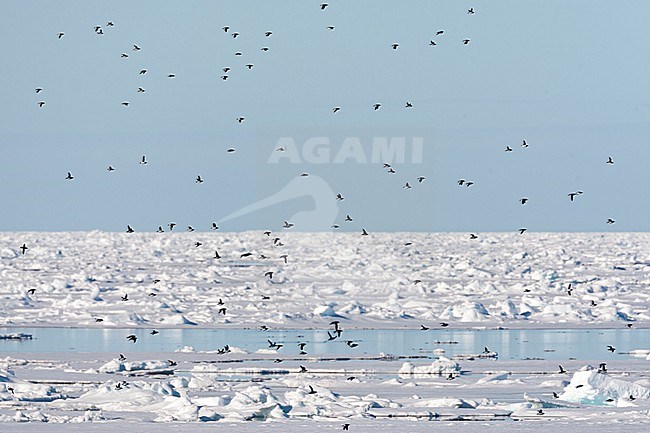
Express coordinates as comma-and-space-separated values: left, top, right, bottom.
320, 3, 328, 10
505, 146, 513, 152
391, 43, 399, 50
35, 87, 43, 93
333, 107, 341, 113
417, 176, 426, 183
57, 32, 65, 39
373, 103, 381, 110
308, 385, 317, 394
345, 215, 353, 222
462, 39, 471, 45
223, 26, 229, 32
469, 233, 478, 239
607, 345, 615, 352
151, 330, 159, 335
187, 226, 194, 232
405, 101, 413, 108
139, 69, 147, 75
607, 218, 615, 224
127, 335, 137, 343
468, 8, 475, 14
237, 117, 245, 123
606, 156, 614, 164
429, 40, 436, 46
520, 197, 528, 205
20, 244, 28, 254
133, 44, 141, 51
121, 293, 129, 301
343, 424, 350, 430
522, 140, 528, 148
346, 340, 359, 348
519, 228, 527, 234
558, 365, 567, 374
65, 172, 74, 180
126, 225, 134, 233
167, 74, 176, 78
420, 325, 429, 330
436, 30, 444, 35
196, 175, 203, 184
327, 26, 335, 30
107, 165, 115, 171
156, 226, 164, 233
265, 31, 273, 37
361, 228, 369, 236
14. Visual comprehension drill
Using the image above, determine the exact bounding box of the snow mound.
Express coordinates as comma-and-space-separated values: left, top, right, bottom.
398, 357, 460, 376
560, 368, 650, 405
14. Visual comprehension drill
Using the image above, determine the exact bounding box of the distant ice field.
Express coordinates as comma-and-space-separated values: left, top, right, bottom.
1, 232, 648, 329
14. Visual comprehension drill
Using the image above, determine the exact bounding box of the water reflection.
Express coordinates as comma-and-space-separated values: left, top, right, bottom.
0, 327, 647, 361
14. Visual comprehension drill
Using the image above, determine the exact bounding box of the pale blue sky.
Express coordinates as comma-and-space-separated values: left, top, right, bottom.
0, 1, 648, 232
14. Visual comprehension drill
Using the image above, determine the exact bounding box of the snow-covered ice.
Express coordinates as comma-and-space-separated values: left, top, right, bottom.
0, 232, 649, 431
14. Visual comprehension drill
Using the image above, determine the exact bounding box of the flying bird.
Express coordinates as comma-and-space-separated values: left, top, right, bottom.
121, 101, 130, 106
420, 325, 429, 330
320, 3, 328, 10
196, 175, 203, 184
140, 155, 147, 164
57, 32, 65, 39
345, 215, 353, 221
127, 335, 137, 343
522, 140, 528, 148
468, 8, 475, 14
373, 103, 381, 110
65, 172, 74, 180
607, 218, 615, 224
237, 117, 245, 123
156, 226, 164, 233
558, 365, 567, 374
133, 44, 141, 51
361, 228, 369, 236
429, 40, 436, 46
436, 30, 444, 35
405, 101, 413, 108
187, 226, 194, 232
520, 197, 528, 205
107, 165, 115, 171
167, 74, 176, 78
37, 101, 46, 107
126, 225, 134, 233
265, 31, 273, 37
606, 156, 614, 164
283, 221, 294, 229
140, 69, 147, 74
20, 244, 28, 254
326, 26, 335, 30
211, 222, 219, 230
607, 345, 616, 353
223, 26, 229, 32
469, 233, 478, 239
519, 228, 527, 234
391, 43, 399, 50
168, 222, 176, 231
462, 39, 471, 45
417, 176, 426, 183
333, 107, 341, 113
505, 146, 513, 152
214, 250, 221, 259
35, 87, 43, 93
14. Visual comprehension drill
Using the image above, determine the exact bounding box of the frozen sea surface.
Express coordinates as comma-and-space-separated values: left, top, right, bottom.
1, 232, 648, 329
1, 232, 649, 430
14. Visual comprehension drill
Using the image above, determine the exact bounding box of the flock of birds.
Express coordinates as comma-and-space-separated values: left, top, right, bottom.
14, 4, 632, 425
